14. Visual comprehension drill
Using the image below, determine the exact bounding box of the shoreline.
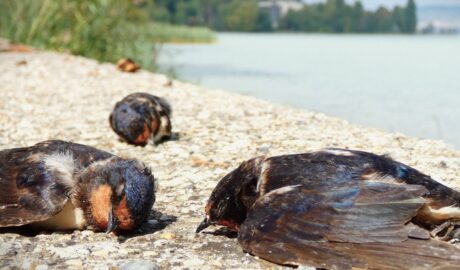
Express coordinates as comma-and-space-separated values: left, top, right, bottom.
0, 50, 459, 269
158, 34, 460, 149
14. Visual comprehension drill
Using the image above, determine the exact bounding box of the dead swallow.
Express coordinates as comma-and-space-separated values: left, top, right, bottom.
197, 148, 460, 269
109, 92, 172, 146
0, 140, 155, 233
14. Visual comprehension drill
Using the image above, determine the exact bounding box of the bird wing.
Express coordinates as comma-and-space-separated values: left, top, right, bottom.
238, 182, 460, 269
0, 146, 69, 227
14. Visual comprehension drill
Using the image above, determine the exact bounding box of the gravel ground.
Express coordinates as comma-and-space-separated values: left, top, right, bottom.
0, 49, 459, 270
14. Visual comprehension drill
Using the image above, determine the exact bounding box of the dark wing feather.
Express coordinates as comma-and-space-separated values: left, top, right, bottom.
238, 182, 460, 269
261, 152, 372, 195
264, 149, 460, 208
0, 146, 69, 227
242, 237, 460, 270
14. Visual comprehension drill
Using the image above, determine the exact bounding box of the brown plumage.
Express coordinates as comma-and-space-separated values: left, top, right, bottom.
116, 58, 140, 73
0, 140, 155, 233
109, 92, 172, 146
197, 148, 460, 269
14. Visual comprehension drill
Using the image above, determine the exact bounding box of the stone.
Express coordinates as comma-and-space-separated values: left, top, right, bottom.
91, 266, 111, 270
142, 251, 158, 257
65, 259, 83, 267
118, 248, 139, 255
298, 266, 316, 270
153, 240, 168, 248
120, 260, 159, 270
159, 233, 176, 240
21, 259, 34, 270
92, 250, 109, 257
0, 242, 11, 256
35, 265, 49, 270
80, 230, 95, 237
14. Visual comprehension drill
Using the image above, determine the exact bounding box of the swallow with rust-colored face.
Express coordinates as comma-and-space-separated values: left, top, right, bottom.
197, 148, 460, 269
109, 92, 172, 146
0, 140, 155, 233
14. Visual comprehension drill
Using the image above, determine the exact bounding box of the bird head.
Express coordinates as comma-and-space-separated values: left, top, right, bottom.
109, 103, 151, 146
196, 157, 265, 233
79, 158, 155, 233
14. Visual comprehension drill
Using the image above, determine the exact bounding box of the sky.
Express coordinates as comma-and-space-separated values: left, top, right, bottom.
302, 0, 460, 10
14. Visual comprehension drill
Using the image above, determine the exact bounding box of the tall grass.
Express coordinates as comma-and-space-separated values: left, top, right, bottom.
0, 0, 154, 68
149, 23, 215, 44
0, 0, 215, 71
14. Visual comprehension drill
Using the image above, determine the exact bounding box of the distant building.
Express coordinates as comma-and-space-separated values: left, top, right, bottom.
259, 0, 304, 29
419, 20, 460, 34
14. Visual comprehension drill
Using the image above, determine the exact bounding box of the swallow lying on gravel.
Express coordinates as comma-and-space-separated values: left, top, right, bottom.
197, 148, 460, 269
0, 140, 155, 233
110, 92, 172, 146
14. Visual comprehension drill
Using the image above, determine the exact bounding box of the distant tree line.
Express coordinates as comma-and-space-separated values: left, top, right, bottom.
143, 0, 417, 33
144, 0, 269, 31
281, 0, 417, 33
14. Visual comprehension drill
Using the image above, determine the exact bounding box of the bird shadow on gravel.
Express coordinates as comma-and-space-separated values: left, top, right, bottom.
169, 132, 181, 141
157, 132, 180, 145
0, 210, 177, 239
203, 227, 238, 239
0, 226, 76, 237
116, 210, 177, 243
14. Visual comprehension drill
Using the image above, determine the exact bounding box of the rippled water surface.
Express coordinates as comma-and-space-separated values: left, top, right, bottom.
158, 33, 460, 149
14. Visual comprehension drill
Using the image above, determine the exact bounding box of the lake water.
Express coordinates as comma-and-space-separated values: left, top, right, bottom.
158, 33, 460, 149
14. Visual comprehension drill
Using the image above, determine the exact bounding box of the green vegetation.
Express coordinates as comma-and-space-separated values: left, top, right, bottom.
149, 0, 417, 33
148, 0, 267, 31
0, 0, 153, 67
0, 0, 417, 71
148, 23, 215, 43
0, 0, 215, 71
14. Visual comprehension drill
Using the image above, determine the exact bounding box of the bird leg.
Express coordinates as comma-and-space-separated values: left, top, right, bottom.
430, 221, 460, 243
430, 221, 451, 238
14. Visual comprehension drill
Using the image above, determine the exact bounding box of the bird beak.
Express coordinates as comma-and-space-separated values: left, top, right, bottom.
106, 208, 119, 234
196, 217, 211, 233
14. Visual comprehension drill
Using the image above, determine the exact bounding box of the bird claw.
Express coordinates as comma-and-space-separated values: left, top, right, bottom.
430, 221, 451, 238
431, 221, 460, 242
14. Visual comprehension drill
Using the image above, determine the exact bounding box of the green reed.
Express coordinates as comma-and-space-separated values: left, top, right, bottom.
0, 0, 215, 71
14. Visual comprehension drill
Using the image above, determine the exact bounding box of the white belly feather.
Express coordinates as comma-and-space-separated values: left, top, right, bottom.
30, 202, 87, 230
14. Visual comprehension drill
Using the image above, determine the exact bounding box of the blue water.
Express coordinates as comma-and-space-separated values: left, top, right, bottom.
158, 33, 460, 149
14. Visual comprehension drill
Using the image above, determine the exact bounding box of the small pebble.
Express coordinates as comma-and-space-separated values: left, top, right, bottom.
21, 259, 33, 270
118, 248, 138, 255
142, 251, 158, 257
120, 260, 159, 270
65, 259, 83, 267
35, 265, 49, 270
159, 233, 176, 240
92, 250, 109, 257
